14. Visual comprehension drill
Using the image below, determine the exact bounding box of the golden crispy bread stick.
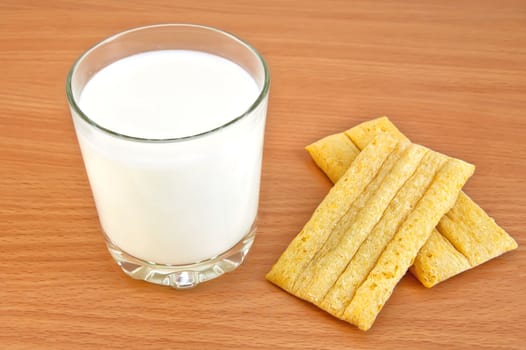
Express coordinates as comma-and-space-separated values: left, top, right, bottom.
294, 141, 411, 294
409, 229, 471, 287
265, 135, 399, 291
320, 151, 447, 317
294, 140, 411, 294
305, 116, 406, 181
437, 192, 518, 266
306, 117, 517, 287
267, 133, 474, 330
294, 142, 427, 304
305, 133, 359, 183
343, 158, 475, 330
344, 116, 408, 149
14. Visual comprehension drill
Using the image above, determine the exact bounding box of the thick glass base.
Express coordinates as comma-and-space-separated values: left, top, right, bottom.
104, 226, 256, 289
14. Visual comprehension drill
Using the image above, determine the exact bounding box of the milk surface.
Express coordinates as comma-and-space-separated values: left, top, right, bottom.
80, 50, 259, 138
74, 50, 266, 264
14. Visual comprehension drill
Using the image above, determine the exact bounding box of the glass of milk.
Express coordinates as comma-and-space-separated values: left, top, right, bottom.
66, 24, 269, 289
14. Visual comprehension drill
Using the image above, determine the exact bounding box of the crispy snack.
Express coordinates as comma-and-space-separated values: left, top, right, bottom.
306, 117, 517, 287
294, 142, 427, 304
267, 133, 475, 331
306, 133, 359, 183
296, 141, 412, 296
437, 192, 518, 266
321, 151, 448, 317
343, 158, 475, 330
344, 116, 408, 149
409, 229, 470, 287
265, 134, 399, 292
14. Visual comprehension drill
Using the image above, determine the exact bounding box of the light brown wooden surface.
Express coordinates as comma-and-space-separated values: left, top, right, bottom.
1, 1, 525, 349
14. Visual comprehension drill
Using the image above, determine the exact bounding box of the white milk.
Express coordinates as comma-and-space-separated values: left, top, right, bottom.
74, 50, 266, 265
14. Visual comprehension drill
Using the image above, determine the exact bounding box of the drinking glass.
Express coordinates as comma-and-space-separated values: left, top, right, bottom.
66, 24, 269, 288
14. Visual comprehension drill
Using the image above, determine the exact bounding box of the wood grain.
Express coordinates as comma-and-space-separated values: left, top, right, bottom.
1, 0, 525, 349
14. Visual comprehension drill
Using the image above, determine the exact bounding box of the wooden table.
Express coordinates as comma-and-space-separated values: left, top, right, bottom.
1, 1, 525, 349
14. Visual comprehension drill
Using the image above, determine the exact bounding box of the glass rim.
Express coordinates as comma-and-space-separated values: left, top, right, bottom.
65, 23, 270, 143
